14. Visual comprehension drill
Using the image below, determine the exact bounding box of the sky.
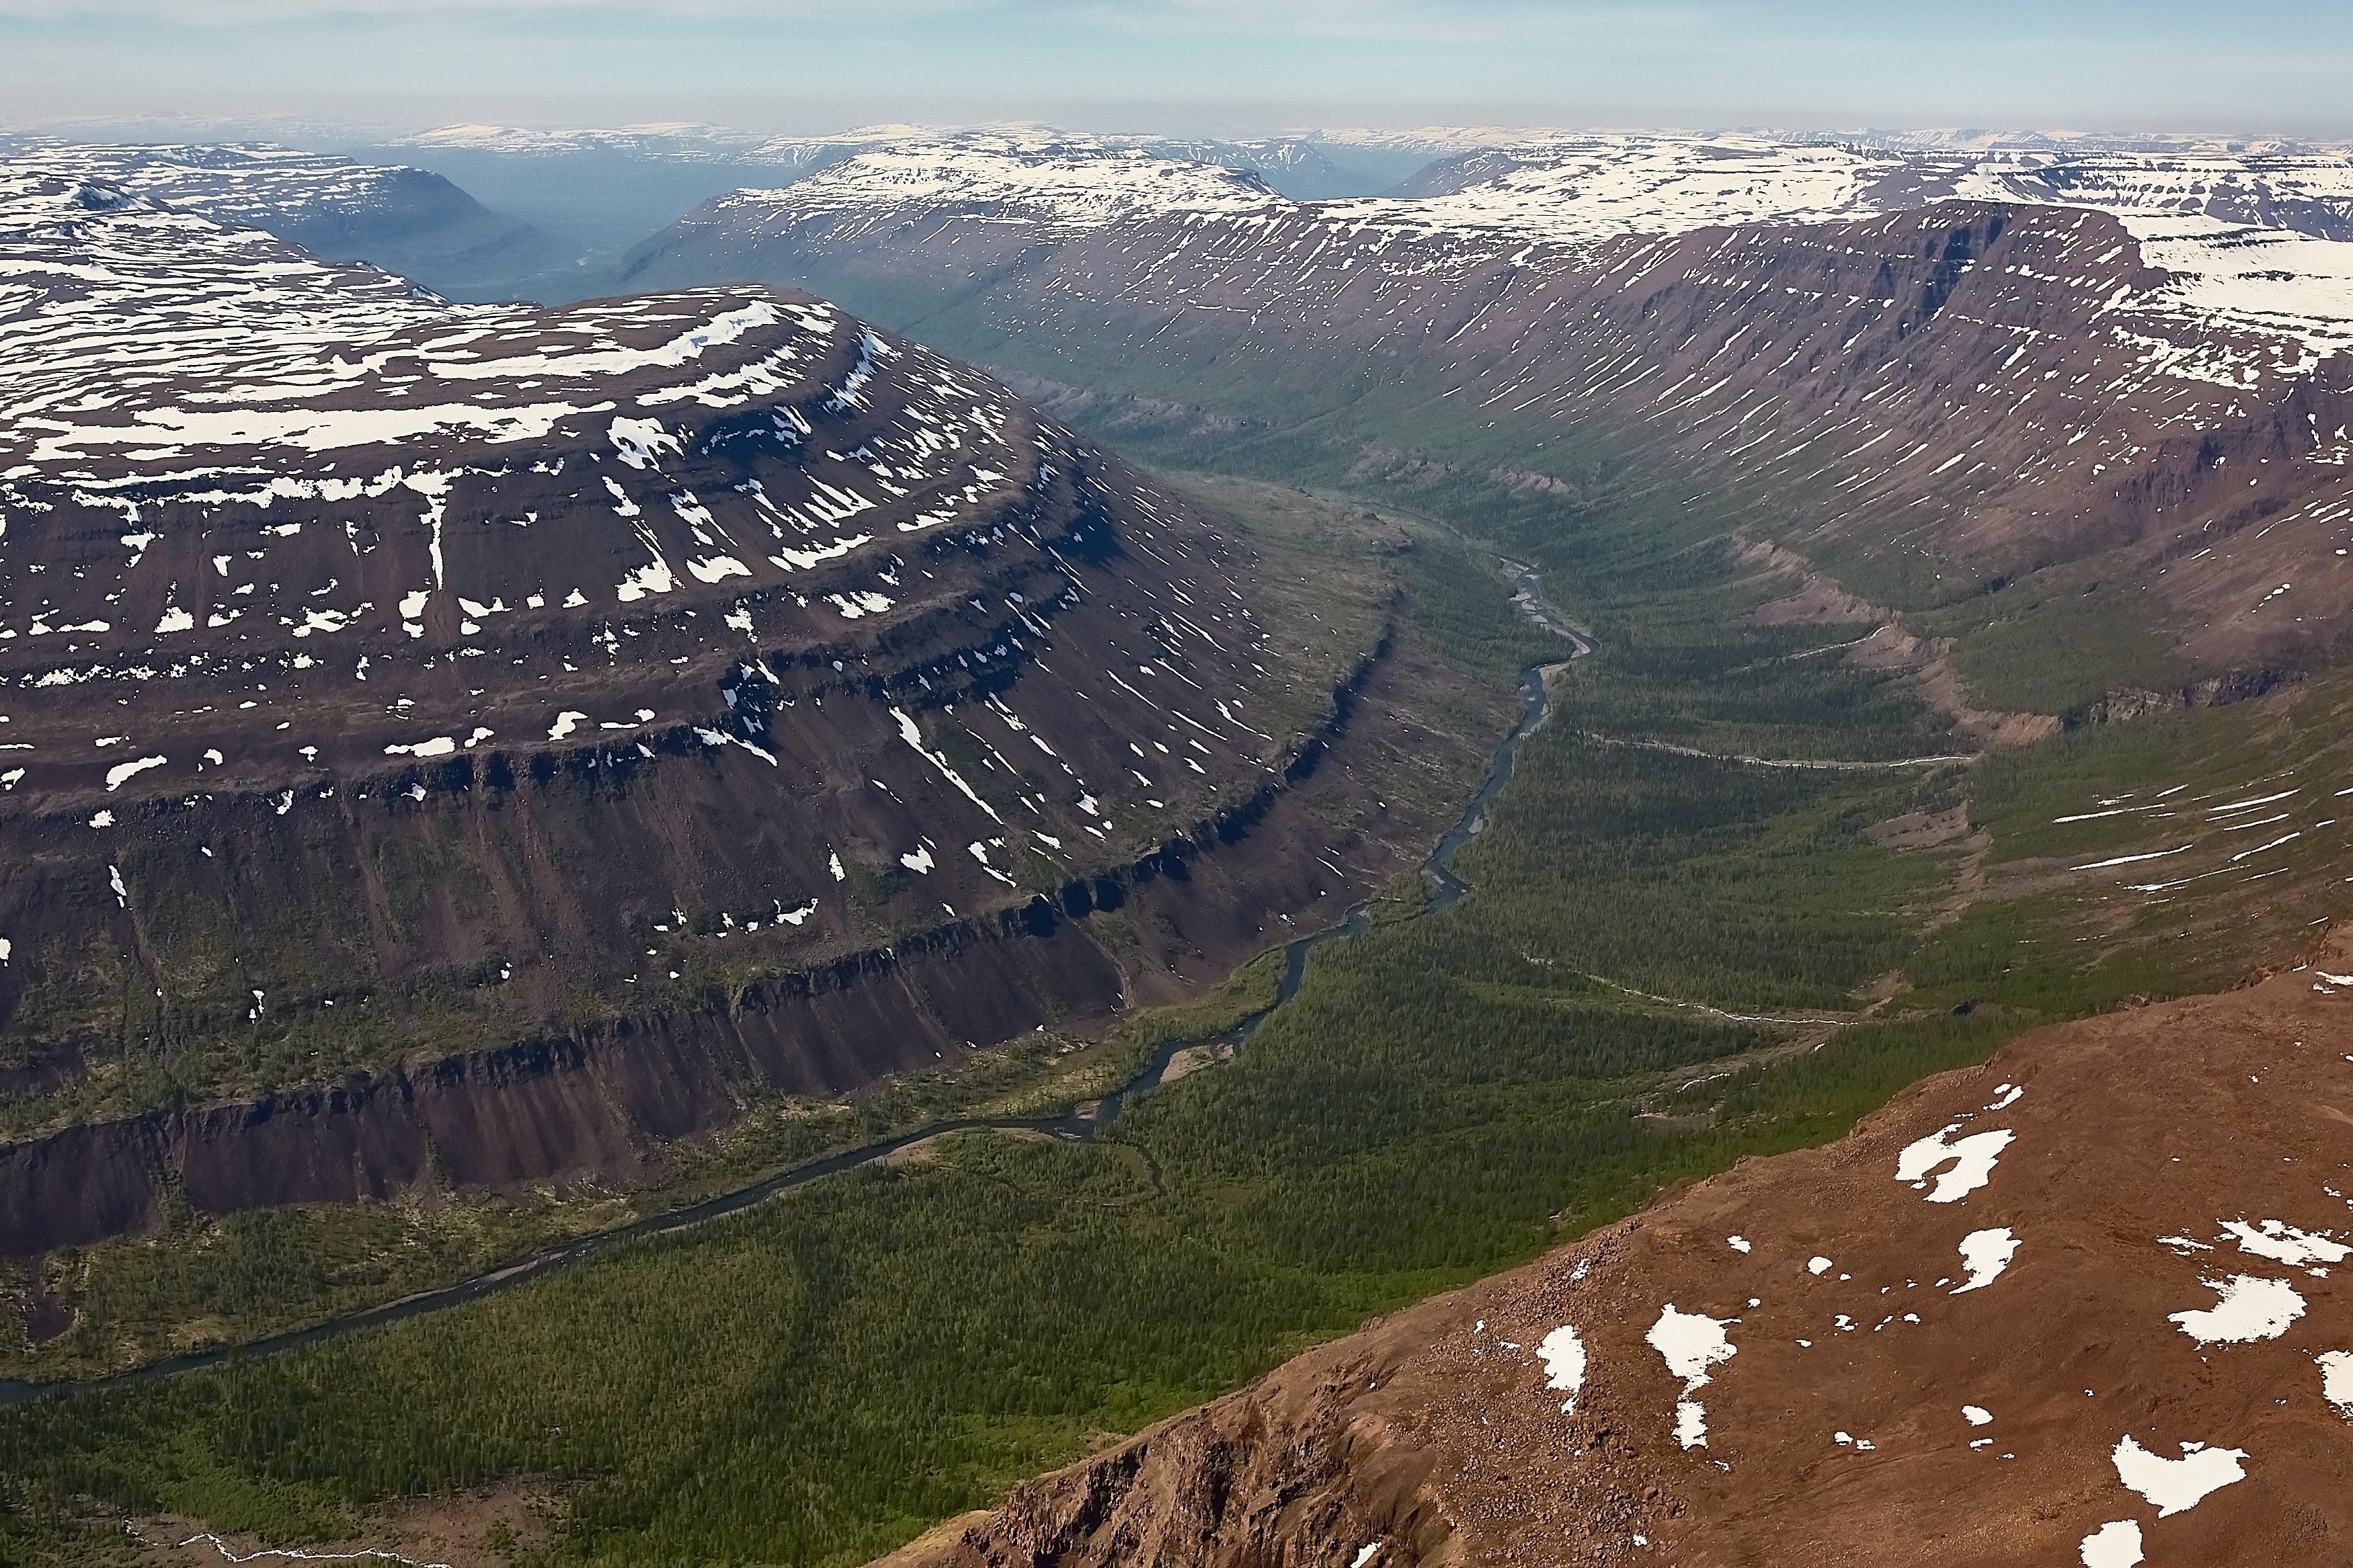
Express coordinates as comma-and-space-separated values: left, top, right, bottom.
3, 0, 2352, 142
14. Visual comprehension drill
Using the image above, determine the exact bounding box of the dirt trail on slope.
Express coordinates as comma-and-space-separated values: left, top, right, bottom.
880, 941, 2353, 1568
1737, 538, 2062, 748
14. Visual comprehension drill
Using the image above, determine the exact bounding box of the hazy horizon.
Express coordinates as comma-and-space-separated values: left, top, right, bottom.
4, 1, 2352, 145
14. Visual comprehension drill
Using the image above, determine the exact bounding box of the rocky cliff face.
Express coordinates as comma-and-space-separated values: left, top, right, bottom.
0, 167, 1404, 1254
623, 133, 2353, 673
885, 938, 2353, 1568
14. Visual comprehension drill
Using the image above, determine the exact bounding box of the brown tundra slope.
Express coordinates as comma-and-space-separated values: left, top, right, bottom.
884, 940, 2353, 1568
0, 167, 1443, 1257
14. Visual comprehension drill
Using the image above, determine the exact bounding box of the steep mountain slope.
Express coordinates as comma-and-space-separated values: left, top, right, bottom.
621, 134, 2353, 692
0, 168, 1419, 1257
0, 139, 551, 297
886, 933, 2353, 1568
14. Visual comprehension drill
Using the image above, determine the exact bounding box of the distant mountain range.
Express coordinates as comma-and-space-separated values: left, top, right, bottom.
0, 136, 553, 294
387, 122, 1443, 200
617, 128, 2353, 679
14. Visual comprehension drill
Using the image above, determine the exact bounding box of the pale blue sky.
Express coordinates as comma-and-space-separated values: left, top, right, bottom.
4, 1, 2350, 140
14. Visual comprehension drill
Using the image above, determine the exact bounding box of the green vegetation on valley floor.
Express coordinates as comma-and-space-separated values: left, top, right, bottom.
7, 437, 2353, 1567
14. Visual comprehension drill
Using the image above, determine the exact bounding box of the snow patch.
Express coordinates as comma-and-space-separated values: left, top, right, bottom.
2317, 1350, 2353, 1417
1538, 1323, 1585, 1412
2110, 1434, 2247, 1518
1895, 1124, 2015, 1203
2169, 1274, 2306, 1345
1647, 1305, 1736, 1386
2221, 1219, 2350, 1268
1647, 1305, 1734, 1450
103, 755, 165, 790
1952, 1228, 2020, 1294
2079, 1520, 2144, 1568
609, 416, 680, 470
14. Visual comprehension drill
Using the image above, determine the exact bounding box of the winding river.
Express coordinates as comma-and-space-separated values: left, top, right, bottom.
0, 570, 1587, 1407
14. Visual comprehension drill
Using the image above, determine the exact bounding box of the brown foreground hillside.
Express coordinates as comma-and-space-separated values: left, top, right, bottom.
881, 941, 2353, 1568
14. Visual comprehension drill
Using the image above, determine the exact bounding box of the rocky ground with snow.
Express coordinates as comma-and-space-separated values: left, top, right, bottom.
885, 936, 2353, 1568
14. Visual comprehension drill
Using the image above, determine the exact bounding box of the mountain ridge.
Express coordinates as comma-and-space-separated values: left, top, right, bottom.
618, 135, 2353, 691
0, 163, 1450, 1269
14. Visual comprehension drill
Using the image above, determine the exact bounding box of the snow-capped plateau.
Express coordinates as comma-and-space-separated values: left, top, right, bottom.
0, 136, 549, 294
727, 132, 1283, 230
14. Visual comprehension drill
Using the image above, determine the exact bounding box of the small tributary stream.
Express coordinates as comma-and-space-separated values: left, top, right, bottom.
0, 570, 1589, 1406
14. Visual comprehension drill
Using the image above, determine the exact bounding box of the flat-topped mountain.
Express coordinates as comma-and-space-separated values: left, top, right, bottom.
887, 938, 2353, 1568
622, 131, 2353, 683
0, 167, 1414, 1260
717, 132, 1283, 230
0, 139, 549, 295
